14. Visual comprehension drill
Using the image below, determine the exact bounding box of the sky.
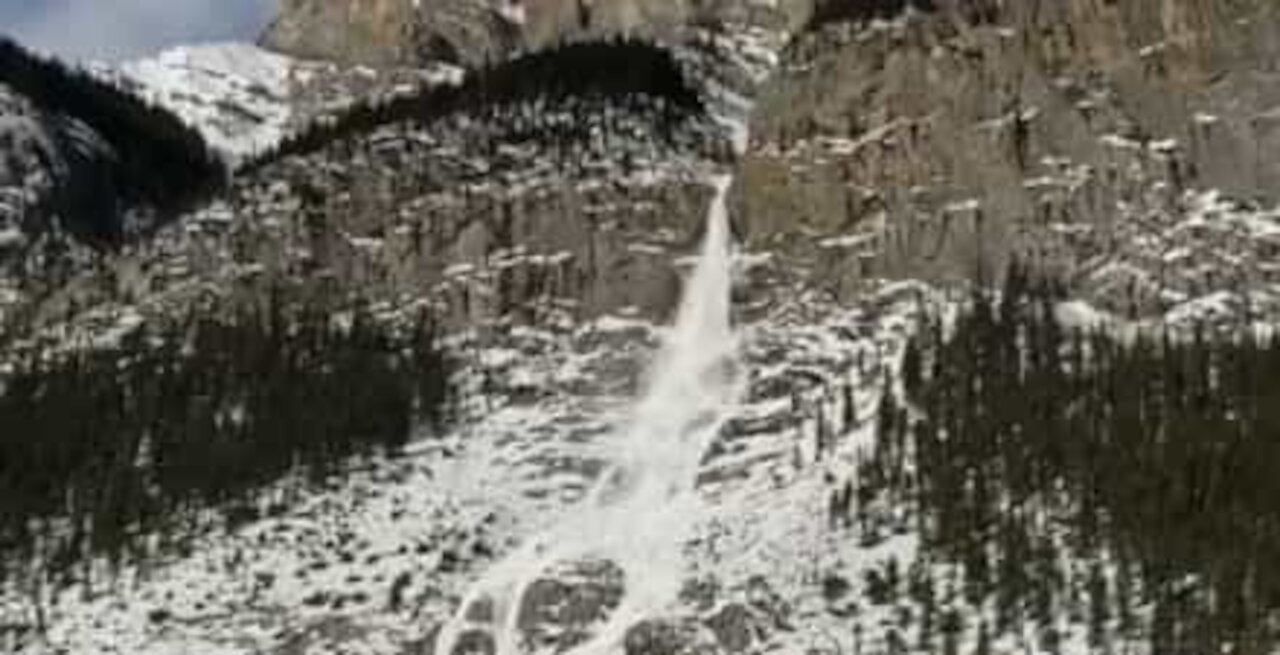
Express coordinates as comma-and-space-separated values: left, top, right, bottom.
0, 0, 277, 63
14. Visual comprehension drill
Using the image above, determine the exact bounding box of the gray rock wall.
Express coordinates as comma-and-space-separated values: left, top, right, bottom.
87, 107, 727, 333
739, 0, 1280, 306
261, 0, 815, 67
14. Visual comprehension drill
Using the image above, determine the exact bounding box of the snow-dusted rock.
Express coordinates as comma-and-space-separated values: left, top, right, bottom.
117, 43, 295, 160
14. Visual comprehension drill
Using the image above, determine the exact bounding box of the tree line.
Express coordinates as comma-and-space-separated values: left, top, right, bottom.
0, 296, 453, 594
0, 38, 225, 245
857, 267, 1280, 653
239, 37, 706, 175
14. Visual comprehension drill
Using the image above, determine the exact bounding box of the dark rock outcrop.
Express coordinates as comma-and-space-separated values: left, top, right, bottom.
624, 618, 720, 655
516, 559, 626, 652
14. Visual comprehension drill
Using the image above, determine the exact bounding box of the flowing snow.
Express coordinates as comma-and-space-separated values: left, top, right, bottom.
436, 174, 740, 655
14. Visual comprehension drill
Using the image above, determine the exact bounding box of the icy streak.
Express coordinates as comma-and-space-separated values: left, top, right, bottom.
435, 174, 740, 655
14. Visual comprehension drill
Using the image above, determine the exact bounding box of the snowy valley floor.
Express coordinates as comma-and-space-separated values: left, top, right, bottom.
0, 282, 932, 655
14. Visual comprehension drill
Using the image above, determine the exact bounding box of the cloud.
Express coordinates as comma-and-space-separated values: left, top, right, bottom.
4, 0, 277, 62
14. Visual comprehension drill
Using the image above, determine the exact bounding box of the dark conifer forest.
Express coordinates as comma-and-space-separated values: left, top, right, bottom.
0, 298, 452, 590
0, 38, 225, 244
861, 269, 1280, 653
241, 38, 705, 174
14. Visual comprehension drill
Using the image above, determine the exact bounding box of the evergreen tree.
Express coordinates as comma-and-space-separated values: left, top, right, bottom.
874, 262, 1280, 654
0, 294, 454, 593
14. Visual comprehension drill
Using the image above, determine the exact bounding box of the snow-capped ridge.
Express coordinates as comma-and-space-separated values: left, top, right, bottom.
117, 42, 294, 160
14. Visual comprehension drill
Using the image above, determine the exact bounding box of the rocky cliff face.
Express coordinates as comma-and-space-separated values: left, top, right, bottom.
9, 0, 1280, 346
262, 0, 1280, 324
8, 0, 1280, 346
4, 4, 799, 344
0, 82, 134, 332
739, 0, 1280, 319
118, 99, 726, 330
262, 0, 814, 67
262, 0, 423, 66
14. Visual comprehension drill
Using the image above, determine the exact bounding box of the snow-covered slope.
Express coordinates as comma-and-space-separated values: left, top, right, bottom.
117, 43, 294, 160
0, 274, 925, 655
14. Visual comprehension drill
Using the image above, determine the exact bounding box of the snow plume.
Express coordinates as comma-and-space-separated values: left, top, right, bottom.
436, 174, 741, 655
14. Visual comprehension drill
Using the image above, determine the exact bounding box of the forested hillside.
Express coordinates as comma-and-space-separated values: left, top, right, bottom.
241, 38, 704, 174
861, 269, 1280, 654
0, 297, 452, 592
0, 38, 224, 243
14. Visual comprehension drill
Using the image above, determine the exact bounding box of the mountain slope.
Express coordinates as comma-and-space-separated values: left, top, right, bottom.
0, 31, 768, 347
115, 43, 296, 160
0, 39, 226, 333
0, 39, 224, 237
